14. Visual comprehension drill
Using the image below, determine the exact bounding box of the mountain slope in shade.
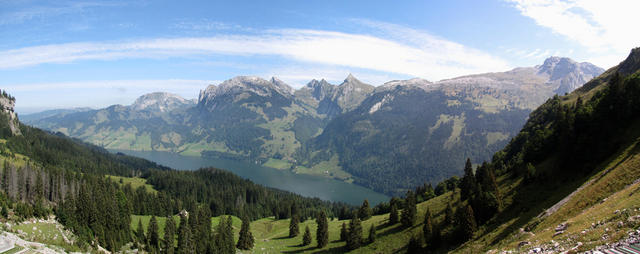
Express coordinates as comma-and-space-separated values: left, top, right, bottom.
303, 57, 604, 195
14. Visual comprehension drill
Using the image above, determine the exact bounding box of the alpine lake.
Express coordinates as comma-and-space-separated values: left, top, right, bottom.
110, 149, 390, 206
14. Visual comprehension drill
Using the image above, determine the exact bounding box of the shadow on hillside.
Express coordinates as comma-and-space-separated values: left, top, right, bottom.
281, 245, 347, 254
377, 223, 406, 238
282, 245, 315, 253
310, 245, 347, 254
273, 235, 292, 240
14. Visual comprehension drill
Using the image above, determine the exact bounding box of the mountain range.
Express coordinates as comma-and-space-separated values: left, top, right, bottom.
25, 57, 604, 196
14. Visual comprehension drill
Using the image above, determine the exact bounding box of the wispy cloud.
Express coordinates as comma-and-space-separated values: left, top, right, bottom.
0, 1, 124, 26
0, 25, 510, 81
171, 19, 248, 32
506, 0, 640, 68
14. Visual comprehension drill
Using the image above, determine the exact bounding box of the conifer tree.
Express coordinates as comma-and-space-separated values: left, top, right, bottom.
389, 203, 399, 225
358, 199, 372, 220
340, 222, 348, 241
289, 214, 300, 238
368, 224, 376, 244
460, 158, 476, 201
445, 203, 454, 225
136, 219, 146, 245
346, 214, 362, 250
401, 191, 417, 228
215, 216, 234, 254
423, 209, 433, 244
1, 203, 7, 218
302, 226, 312, 246
163, 216, 176, 254
456, 204, 477, 241
177, 216, 193, 254
316, 211, 329, 248
236, 215, 254, 250
147, 216, 160, 252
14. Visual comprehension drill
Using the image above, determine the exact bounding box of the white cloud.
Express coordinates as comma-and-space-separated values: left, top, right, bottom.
507, 0, 640, 68
0, 1, 124, 26
0, 27, 510, 81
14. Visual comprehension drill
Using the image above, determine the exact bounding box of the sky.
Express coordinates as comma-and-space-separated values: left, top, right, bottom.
1, 0, 638, 114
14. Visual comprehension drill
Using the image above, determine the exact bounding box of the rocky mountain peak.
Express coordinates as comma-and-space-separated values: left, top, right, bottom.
345, 73, 357, 82
337, 74, 374, 93
535, 56, 605, 95
304, 79, 335, 101
131, 92, 193, 112
197, 76, 295, 111
270, 76, 294, 95
203, 76, 293, 99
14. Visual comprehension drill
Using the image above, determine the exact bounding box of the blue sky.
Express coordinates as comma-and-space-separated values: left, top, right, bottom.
1, 0, 638, 114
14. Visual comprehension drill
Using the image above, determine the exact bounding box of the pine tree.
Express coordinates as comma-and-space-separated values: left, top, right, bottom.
367, 224, 376, 244
389, 203, 399, 225
35, 170, 43, 200
193, 208, 211, 254
302, 226, 312, 246
177, 216, 193, 254
289, 214, 299, 238
236, 215, 254, 250
445, 203, 454, 225
423, 209, 433, 245
163, 216, 176, 254
346, 214, 362, 250
1, 203, 7, 218
147, 216, 160, 252
340, 222, 348, 241
401, 191, 417, 228
460, 158, 476, 201
136, 219, 146, 245
316, 211, 329, 248
215, 216, 234, 254
456, 204, 477, 241
358, 199, 372, 221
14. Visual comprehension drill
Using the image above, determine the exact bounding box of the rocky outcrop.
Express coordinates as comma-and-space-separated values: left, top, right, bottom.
0, 91, 20, 135
536, 56, 604, 95
197, 76, 294, 111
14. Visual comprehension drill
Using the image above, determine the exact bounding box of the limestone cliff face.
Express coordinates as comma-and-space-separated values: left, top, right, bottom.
0, 92, 20, 135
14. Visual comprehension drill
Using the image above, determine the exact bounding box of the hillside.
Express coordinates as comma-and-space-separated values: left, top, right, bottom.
303, 57, 603, 195
0, 90, 352, 253
245, 48, 640, 253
